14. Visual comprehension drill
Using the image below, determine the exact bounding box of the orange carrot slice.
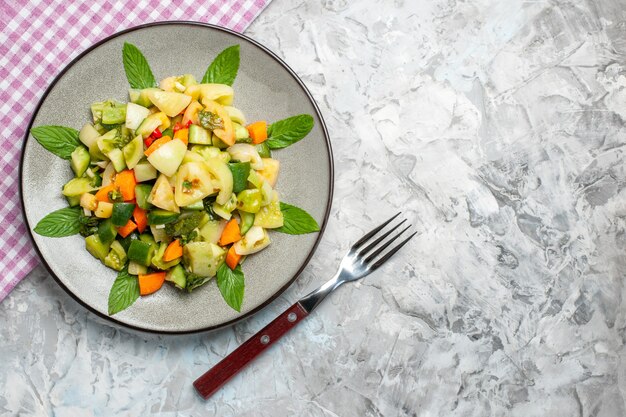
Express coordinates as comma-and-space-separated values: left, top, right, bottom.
138, 272, 166, 296
219, 218, 241, 246
247, 121, 268, 144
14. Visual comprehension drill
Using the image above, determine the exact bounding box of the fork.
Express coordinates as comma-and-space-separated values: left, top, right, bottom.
193, 212, 415, 399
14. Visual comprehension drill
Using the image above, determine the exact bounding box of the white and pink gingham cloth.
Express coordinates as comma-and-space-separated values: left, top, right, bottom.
0, 0, 271, 301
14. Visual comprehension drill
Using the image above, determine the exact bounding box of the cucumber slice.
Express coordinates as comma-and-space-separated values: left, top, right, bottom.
102, 104, 126, 125
135, 184, 153, 209
88, 140, 107, 162
254, 200, 284, 229
111, 203, 135, 226
66, 194, 81, 207
184, 200, 205, 210
118, 232, 140, 252
147, 209, 180, 225
108, 148, 126, 172
239, 211, 255, 235
188, 124, 211, 145
122, 135, 144, 169
129, 88, 160, 108
85, 234, 111, 263
255, 142, 271, 158
152, 242, 182, 270
166, 264, 187, 289
233, 123, 250, 142
127, 240, 155, 267
139, 233, 157, 246
224, 106, 246, 125
228, 162, 251, 193
183, 241, 225, 277
96, 129, 119, 155
128, 260, 148, 275
125, 102, 151, 130
199, 219, 227, 244
135, 115, 162, 138
71, 146, 90, 177
134, 161, 157, 182
79, 123, 100, 149
98, 218, 118, 244
62, 177, 96, 197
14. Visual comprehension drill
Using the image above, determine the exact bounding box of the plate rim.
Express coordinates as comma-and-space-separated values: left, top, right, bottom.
19, 20, 334, 334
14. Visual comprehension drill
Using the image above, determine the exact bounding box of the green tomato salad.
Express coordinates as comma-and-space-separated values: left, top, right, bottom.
31, 43, 319, 315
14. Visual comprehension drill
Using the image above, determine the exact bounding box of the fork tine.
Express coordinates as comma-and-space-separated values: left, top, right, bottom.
368, 231, 417, 271
358, 219, 407, 257
364, 225, 411, 264
352, 212, 401, 250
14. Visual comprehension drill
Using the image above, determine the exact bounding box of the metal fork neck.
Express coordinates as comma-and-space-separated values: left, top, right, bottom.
297, 271, 344, 313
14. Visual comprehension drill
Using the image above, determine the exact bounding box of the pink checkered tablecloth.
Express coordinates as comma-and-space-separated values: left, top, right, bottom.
0, 0, 271, 301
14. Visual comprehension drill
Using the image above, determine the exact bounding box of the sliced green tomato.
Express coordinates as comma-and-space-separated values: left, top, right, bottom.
71, 146, 90, 177
147, 209, 180, 225
98, 218, 118, 244
147, 139, 187, 177
111, 203, 135, 226
104, 240, 127, 271
257, 158, 280, 187
108, 148, 126, 172
96, 129, 119, 155
233, 226, 270, 255
88, 140, 107, 162
135, 184, 153, 209
125, 102, 151, 131
183, 241, 225, 277
166, 264, 187, 289
247, 169, 263, 189
146, 90, 192, 117
134, 161, 157, 182
227, 144, 264, 169
239, 211, 255, 235
188, 124, 211, 145
149, 174, 180, 213
254, 200, 284, 228
101, 162, 116, 186
129, 88, 160, 108
184, 200, 205, 210
190, 145, 230, 163
255, 142, 271, 158
198, 219, 227, 244
212, 204, 232, 220
224, 106, 246, 125
204, 158, 233, 205
228, 162, 251, 194
127, 239, 155, 266
79, 123, 100, 149
182, 150, 205, 164
175, 162, 215, 207
122, 135, 144, 169
62, 177, 96, 197
102, 104, 126, 125
85, 234, 111, 263
236, 189, 262, 213
149, 224, 170, 243
212, 133, 230, 149
197, 84, 234, 105
202, 100, 235, 146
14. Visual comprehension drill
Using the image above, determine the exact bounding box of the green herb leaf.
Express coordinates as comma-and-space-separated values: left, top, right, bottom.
198, 110, 224, 130
122, 42, 157, 89
275, 202, 320, 235
30, 126, 80, 159
216, 263, 245, 312
108, 267, 140, 315
201, 45, 240, 86
267, 114, 314, 149
33, 207, 82, 237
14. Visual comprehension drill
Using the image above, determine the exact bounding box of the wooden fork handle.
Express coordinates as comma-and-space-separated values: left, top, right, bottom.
193, 302, 309, 399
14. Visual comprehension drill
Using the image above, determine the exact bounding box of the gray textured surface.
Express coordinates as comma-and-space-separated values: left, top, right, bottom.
3, 0, 626, 415
20, 23, 331, 332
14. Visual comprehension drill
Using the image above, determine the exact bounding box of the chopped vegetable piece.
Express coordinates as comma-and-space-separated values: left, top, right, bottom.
112, 203, 135, 226
138, 272, 166, 295
144, 136, 172, 157
219, 218, 241, 246
95, 201, 113, 218
163, 239, 183, 262
117, 219, 138, 238
96, 184, 117, 202
133, 205, 148, 233
174, 127, 189, 145
114, 169, 137, 201
247, 121, 268, 144
225, 245, 241, 270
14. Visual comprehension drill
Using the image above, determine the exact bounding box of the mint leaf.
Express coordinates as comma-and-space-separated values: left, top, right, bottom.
216, 263, 245, 312
267, 115, 314, 149
108, 267, 140, 315
122, 42, 157, 89
276, 202, 320, 235
34, 207, 82, 237
201, 45, 240, 86
30, 126, 80, 159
